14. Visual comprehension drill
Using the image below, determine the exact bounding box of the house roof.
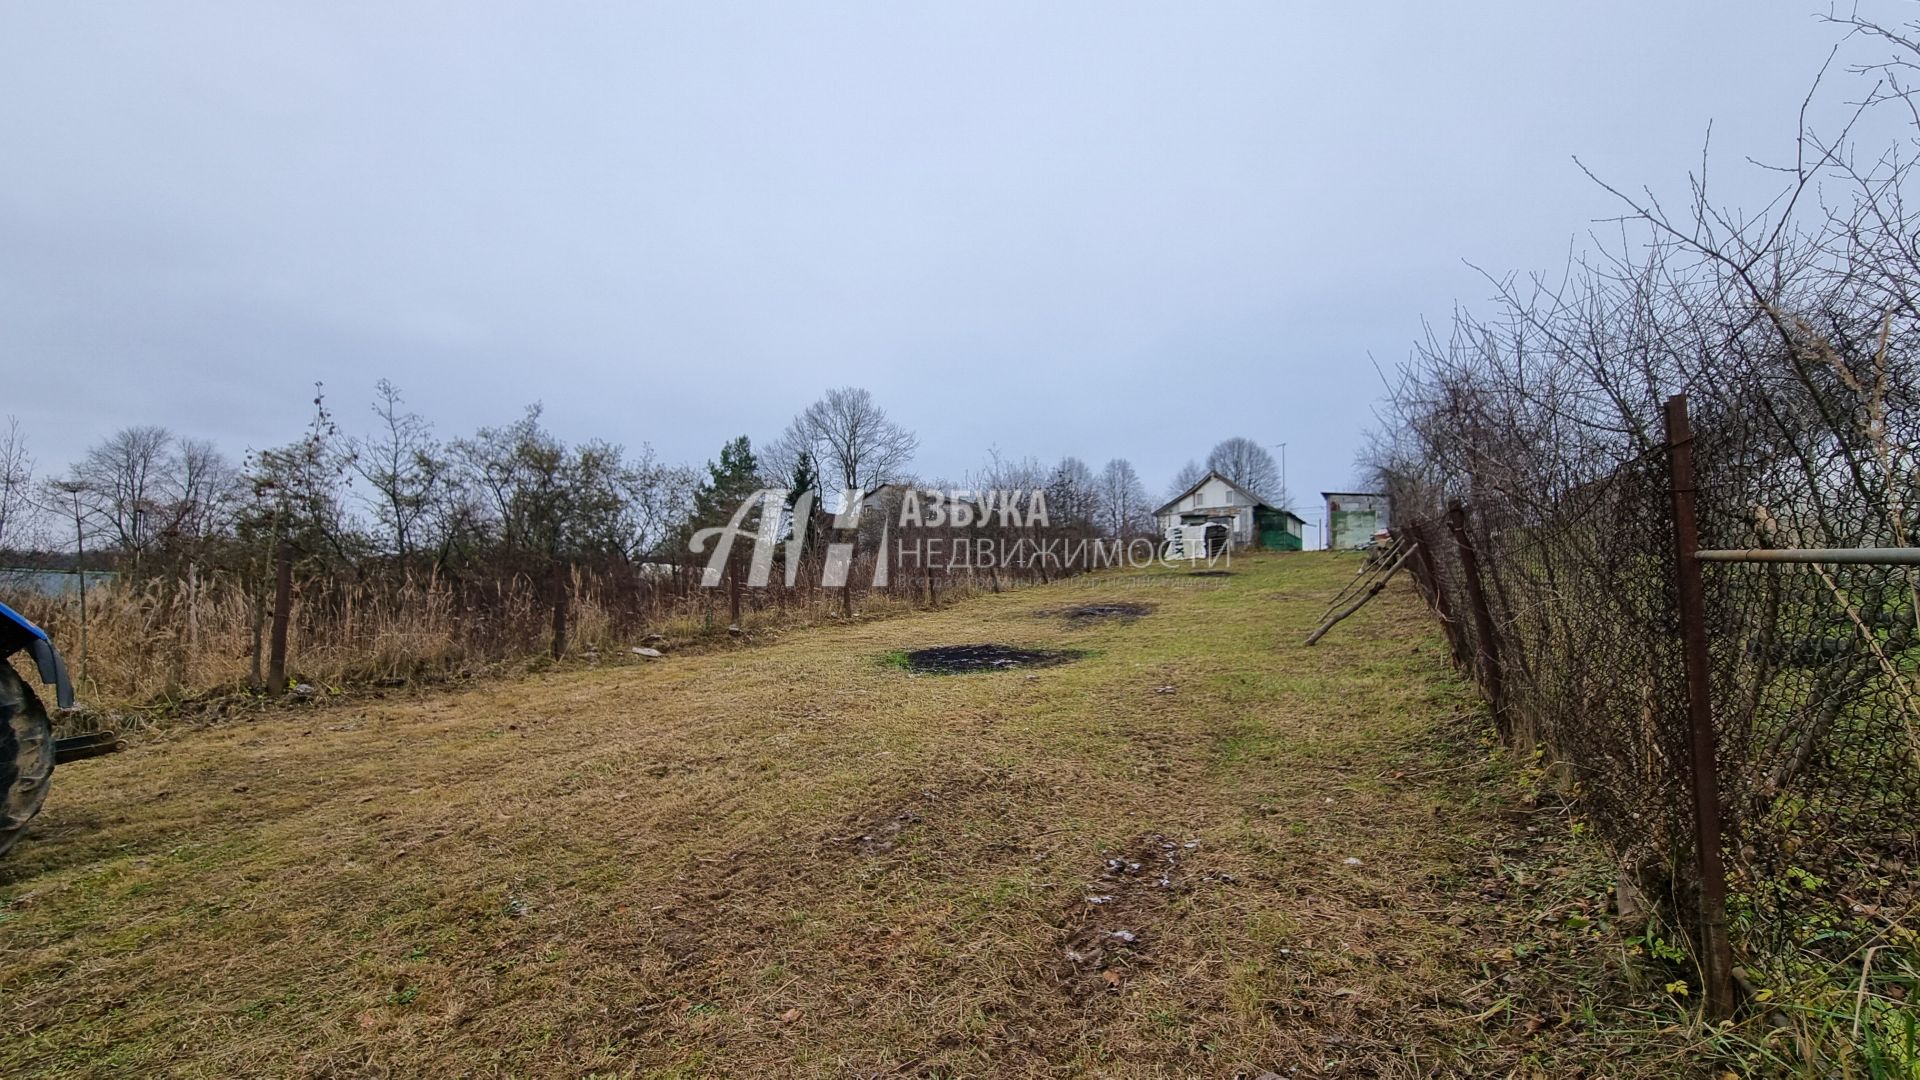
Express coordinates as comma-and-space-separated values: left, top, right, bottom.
1176, 505, 1308, 525
1321, 491, 1388, 500
1155, 470, 1302, 522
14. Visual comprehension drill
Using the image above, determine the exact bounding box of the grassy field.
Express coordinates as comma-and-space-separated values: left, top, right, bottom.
0, 553, 1692, 1077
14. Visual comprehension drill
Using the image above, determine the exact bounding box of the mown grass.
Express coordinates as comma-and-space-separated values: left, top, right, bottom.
1, 553, 1700, 1077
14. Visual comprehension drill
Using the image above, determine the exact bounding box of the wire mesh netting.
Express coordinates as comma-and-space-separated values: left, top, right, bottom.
1403, 453, 1695, 908
1362, 27, 1920, 1049
1689, 403, 1920, 972
1398, 416, 1917, 997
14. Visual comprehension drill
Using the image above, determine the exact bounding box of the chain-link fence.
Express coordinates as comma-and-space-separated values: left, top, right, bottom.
1393, 396, 1918, 1023
1354, 14, 1920, 1053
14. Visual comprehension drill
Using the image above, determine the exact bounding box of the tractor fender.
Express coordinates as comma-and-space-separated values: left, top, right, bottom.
26, 639, 73, 710
0, 601, 74, 709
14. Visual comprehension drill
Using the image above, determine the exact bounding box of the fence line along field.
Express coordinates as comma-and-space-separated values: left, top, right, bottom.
1357, 12, 1920, 1064
0, 554, 1698, 1078
13, 556, 1018, 717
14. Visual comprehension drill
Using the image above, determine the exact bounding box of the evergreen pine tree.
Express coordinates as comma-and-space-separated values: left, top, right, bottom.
784, 448, 821, 565
692, 435, 761, 527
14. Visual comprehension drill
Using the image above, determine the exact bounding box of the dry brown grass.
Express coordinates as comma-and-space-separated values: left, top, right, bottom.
0, 554, 1699, 1077
8, 564, 1000, 710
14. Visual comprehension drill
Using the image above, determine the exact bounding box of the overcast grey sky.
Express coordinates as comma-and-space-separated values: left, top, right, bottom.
0, 1, 1880, 515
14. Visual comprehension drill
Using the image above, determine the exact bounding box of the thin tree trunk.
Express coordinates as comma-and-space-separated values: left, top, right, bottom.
248, 576, 266, 689
168, 576, 188, 694
187, 560, 200, 656
728, 560, 742, 626
550, 561, 568, 660
267, 541, 293, 691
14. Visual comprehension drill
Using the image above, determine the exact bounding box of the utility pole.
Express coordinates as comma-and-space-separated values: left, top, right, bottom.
51, 480, 89, 684
1270, 441, 1296, 546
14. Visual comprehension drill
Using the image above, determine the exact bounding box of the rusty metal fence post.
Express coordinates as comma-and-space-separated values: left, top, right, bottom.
1446, 500, 1507, 738
1663, 393, 1736, 1021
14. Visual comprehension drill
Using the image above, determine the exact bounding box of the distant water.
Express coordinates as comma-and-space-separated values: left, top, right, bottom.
0, 568, 116, 598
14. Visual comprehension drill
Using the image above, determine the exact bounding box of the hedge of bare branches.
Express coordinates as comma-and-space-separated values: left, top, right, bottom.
1370, 6, 1920, 1044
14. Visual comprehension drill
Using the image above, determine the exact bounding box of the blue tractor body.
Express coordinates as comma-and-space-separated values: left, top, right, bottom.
0, 602, 82, 856
0, 601, 74, 710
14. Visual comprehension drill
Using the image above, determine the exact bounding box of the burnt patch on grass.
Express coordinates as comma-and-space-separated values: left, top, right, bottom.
896, 644, 1081, 674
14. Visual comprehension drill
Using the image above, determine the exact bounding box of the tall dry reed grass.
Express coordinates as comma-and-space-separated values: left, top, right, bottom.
3, 556, 1026, 711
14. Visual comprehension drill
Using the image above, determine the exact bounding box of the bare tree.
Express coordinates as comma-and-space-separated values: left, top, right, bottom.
1046, 456, 1100, 530
353, 379, 447, 561
0, 417, 35, 552
619, 448, 698, 562
71, 425, 173, 569
166, 437, 241, 548
1207, 436, 1284, 504
245, 385, 360, 565
41, 477, 95, 680
961, 449, 1054, 585
772, 387, 917, 498
452, 404, 641, 566
1097, 458, 1153, 537
972, 449, 1050, 502
1166, 459, 1206, 501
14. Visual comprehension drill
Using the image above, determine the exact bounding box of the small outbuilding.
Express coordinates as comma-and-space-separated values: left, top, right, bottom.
1155, 471, 1305, 554
1322, 491, 1392, 550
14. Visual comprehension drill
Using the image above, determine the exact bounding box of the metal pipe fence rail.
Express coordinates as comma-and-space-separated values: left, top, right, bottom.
1394, 394, 1919, 1024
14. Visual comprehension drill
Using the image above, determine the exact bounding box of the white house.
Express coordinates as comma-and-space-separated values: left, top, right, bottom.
1154, 471, 1304, 555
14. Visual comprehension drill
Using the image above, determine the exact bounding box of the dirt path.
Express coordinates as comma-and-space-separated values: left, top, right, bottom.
0, 555, 1684, 1078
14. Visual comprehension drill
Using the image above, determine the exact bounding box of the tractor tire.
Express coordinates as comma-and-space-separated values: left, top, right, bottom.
0, 662, 54, 858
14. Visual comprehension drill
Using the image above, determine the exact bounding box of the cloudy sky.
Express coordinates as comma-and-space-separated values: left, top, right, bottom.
0, 1, 1881, 521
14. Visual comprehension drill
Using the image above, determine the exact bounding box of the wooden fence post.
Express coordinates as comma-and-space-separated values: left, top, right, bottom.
550, 562, 569, 660
728, 558, 743, 628
266, 538, 293, 692
1409, 519, 1467, 669
1446, 500, 1507, 738
1663, 393, 1736, 1021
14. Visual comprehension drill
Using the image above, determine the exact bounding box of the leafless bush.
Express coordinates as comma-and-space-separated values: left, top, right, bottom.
1373, 6, 1920, 1039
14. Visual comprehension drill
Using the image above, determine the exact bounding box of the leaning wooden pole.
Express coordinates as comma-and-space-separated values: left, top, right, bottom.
1323, 540, 1398, 608
1304, 542, 1419, 645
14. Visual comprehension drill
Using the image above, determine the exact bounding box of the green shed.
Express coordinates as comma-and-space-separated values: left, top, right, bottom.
1254, 506, 1305, 551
